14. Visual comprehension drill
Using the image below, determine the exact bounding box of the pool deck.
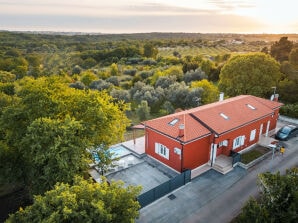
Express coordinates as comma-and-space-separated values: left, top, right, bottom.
121, 136, 145, 156
89, 136, 179, 194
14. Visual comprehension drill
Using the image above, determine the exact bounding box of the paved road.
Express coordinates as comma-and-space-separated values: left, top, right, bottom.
183, 137, 298, 223
137, 127, 298, 223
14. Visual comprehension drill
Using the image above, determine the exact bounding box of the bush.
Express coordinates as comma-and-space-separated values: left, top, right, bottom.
280, 103, 298, 118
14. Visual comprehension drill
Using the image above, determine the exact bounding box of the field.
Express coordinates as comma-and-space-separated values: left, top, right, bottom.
157, 46, 231, 57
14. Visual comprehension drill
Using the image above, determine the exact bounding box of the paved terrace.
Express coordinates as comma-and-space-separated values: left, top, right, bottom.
104, 136, 179, 193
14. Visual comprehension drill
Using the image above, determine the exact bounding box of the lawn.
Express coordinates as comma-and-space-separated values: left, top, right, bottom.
241, 146, 270, 164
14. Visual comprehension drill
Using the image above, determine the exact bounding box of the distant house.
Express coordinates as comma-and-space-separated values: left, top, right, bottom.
143, 95, 283, 173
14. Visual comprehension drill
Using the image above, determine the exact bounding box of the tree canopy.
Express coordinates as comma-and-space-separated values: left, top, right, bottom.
0, 76, 130, 195
270, 37, 294, 62
235, 168, 298, 223
219, 53, 281, 97
6, 176, 141, 223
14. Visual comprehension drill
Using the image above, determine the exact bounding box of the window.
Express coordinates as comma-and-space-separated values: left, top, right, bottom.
218, 140, 228, 147
246, 104, 256, 110
168, 118, 179, 126
233, 136, 245, 149
220, 113, 229, 120
250, 129, 256, 141
155, 143, 169, 159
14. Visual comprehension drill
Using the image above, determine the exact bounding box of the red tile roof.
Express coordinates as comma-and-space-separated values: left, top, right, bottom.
144, 95, 283, 142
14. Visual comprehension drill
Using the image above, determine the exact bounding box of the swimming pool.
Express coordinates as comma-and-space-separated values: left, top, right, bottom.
109, 145, 131, 158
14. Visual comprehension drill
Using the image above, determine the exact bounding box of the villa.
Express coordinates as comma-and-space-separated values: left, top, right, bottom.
143, 95, 283, 174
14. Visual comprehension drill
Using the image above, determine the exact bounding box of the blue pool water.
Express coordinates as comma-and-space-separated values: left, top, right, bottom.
109, 145, 131, 158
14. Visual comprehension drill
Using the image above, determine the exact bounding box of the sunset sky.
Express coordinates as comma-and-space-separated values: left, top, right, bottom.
0, 0, 297, 33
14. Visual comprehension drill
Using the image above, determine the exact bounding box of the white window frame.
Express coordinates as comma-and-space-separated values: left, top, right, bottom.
155, 143, 169, 160
218, 140, 228, 147
250, 129, 256, 141
233, 136, 245, 149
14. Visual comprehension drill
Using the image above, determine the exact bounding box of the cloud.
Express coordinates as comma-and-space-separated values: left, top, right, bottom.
207, 0, 255, 11
0, 12, 265, 34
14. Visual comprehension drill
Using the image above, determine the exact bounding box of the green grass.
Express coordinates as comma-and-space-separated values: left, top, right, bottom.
241, 150, 264, 164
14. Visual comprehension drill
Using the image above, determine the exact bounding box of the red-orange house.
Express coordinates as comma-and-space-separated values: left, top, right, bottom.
143, 95, 283, 173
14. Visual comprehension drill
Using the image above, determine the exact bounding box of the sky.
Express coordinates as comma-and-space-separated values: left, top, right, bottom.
0, 0, 297, 34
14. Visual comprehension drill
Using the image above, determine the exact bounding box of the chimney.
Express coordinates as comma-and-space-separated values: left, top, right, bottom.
178, 124, 184, 137
219, 92, 224, 101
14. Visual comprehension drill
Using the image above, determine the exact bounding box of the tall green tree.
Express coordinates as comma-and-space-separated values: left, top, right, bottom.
22, 117, 88, 195
191, 79, 219, 104
219, 53, 281, 97
136, 100, 150, 121
270, 37, 293, 62
6, 176, 141, 223
235, 168, 298, 223
143, 43, 158, 59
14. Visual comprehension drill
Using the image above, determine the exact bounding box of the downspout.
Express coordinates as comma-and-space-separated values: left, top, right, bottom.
210, 134, 215, 167
210, 133, 217, 167
180, 142, 184, 173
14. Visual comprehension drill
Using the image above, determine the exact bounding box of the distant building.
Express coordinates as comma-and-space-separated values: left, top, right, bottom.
143, 95, 282, 173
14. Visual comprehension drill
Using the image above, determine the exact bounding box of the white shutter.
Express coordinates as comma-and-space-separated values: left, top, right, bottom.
155, 143, 159, 154
241, 136, 245, 145
250, 129, 256, 141
166, 148, 169, 160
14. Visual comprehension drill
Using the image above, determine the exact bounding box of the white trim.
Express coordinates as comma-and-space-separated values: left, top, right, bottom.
210, 143, 217, 164
259, 124, 263, 137
265, 120, 270, 137
155, 143, 169, 160
218, 140, 228, 147
233, 135, 245, 149
250, 129, 256, 141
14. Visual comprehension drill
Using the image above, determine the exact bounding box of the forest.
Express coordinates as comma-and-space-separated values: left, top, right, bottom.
0, 31, 298, 222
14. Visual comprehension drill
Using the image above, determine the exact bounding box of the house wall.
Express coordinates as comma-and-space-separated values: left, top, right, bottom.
145, 109, 281, 172
145, 128, 183, 172
215, 114, 278, 156
183, 137, 210, 170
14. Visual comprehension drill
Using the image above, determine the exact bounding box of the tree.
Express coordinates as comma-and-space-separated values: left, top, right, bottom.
155, 75, 177, 89
219, 53, 281, 97
80, 70, 98, 86
289, 47, 298, 70
21, 117, 88, 195
0, 71, 16, 83
110, 63, 119, 76
270, 37, 293, 62
6, 176, 141, 223
132, 84, 165, 112
0, 76, 130, 195
200, 59, 215, 77
110, 89, 131, 103
136, 100, 150, 121
183, 69, 206, 84
143, 43, 158, 59
235, 168, 298, 223
191, 79, 219, 104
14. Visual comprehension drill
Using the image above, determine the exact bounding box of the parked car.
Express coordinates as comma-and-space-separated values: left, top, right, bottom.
275, 125, 298, 141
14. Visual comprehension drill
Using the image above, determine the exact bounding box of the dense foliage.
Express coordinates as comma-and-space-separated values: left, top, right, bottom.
219, 53, 282, 97
235, 168, 298, 223
0, 76, 129, 195
6, 176, 141, 223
